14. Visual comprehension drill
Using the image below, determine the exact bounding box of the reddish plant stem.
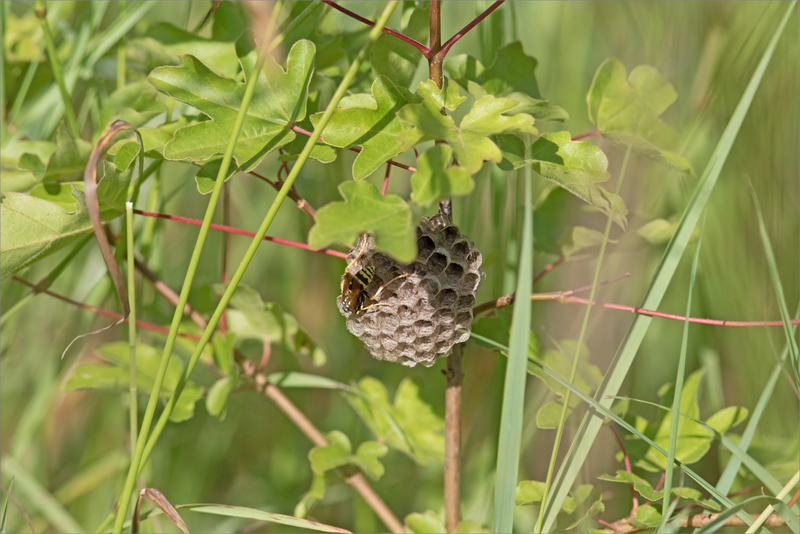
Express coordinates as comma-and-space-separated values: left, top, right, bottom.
133, 209, 347, 259
474, 273, 630, 315
436, 1, 504, 59
532, 256, 566, 284
11, 276, 202, 340
322, 0, 431, 57
381, 163, 392, 195
561, 296, 800, 327
290, 125, 417, 173
474, 276, 800, 326
609, 425, 638, 511
653, 472, 666, 493
249, 170, 316, 219
571, 130, 601, 141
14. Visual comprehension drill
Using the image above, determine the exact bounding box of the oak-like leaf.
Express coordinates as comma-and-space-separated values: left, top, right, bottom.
587, 58, 693, 174
410, 145, 473, 207
149, 38, 315, 171
310, 76, 409, 180
308, 181, 417, 263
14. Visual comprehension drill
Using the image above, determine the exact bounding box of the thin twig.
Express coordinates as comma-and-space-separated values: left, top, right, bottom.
381, 163, 391, 195
322, 0, 430, 57
132, 209, 347, 259
532, 256, 566, 284
291, 125, 417, 173
605, 512, 785, 533
608, 425, 638, 511
436, 1, 504, 59
571, 130, 601, 141
10, 276, 201, 340
249, 170, 317, 219
473, 273, 630, 316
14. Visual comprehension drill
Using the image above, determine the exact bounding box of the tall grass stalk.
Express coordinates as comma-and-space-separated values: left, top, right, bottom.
539, 4, 797, 529
658, 221, 705, 533
110, 3, 286, 530
493, 165, 535, 533
125, 202, 138, 457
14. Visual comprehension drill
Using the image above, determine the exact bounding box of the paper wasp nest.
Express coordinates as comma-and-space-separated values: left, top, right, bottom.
338, 214, 485, 367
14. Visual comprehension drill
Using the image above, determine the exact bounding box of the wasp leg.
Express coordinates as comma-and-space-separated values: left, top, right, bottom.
371, 273, 409, 300
357, 301, 394, 313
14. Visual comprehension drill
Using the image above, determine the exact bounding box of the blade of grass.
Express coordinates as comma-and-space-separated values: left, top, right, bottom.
747, 178, 800, 389
125, 202, 138, 457
711, 306, 800, 506
469, 331, 748, 523
35, 0, 80, 138
1, 457, 84, 533
745, 471, 800, 533
535, 120, 634, 534
137, 0, 399, 482
110, 4, 287, 531
539, 4, 797, 530
493, 164, 534, 533
658, 221, 705, 533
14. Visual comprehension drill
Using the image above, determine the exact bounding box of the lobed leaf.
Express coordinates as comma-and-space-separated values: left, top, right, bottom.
371, 5, 428, 91
308, 181, 417, 263
149, 38, 315, 171
310, 76, 409, 180
410, 144, 473, 207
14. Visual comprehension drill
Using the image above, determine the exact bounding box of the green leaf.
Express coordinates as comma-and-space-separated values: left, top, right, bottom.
294, 472, 327, 519
109, 117, 192, 161
310, 76, 409, 180
97, 81, 166, 132
352, 441, 388, 480
143, 22, 239, 78
536, 400, 574, 429
0, 157, 132, 279
344, 376, 444, 465
416, 78, 467, 112
219, 283, 325, 363
557, 226, 617, 257
598, 471, 661, 501
309, 431, 352, 474
637, 218, 676, 245
308, 181, 417, 263
149, 37, 315, 171
630, 504, 661, 529
187, 504, 351, 534
405, 511, 446, 534
410, 145, 473, 207
65, 341, 204, 422
206, 375, 238, 420
503, 92, 569, 122
371, 6, 428, 91
446, 42, 541, 99
19, 123, 93, 183
471, 307, 514, 349
529, 131, 627, 229
194, 160, 239, 195
516, 480, 546, 505
556, 485, 604, 531
399, 90, 536, 174
587, 58, 693, 174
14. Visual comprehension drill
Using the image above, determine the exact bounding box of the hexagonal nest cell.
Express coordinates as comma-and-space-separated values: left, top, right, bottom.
337, 214, 485, 367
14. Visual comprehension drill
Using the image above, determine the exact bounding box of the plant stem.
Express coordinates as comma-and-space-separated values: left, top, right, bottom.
10, 277, 201, 340
444, 344, 463, 533
134, 0, 399, 498
436, 0, 504, 59
322, 0, 430, 57
249, 170, 317, 219
125, 203, 138, 460
132, 209, 347, 259
110, 4, 286, 530
116, 1, 126, 90
35, 1, 80, 139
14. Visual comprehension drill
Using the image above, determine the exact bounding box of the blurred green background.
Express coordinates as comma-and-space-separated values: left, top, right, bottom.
1, 1, 797, 532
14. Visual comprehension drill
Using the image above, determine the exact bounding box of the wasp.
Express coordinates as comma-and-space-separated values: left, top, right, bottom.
340, 236, 408, 316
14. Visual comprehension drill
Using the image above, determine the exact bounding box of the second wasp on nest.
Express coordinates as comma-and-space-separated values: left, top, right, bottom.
338, 214, 485, 367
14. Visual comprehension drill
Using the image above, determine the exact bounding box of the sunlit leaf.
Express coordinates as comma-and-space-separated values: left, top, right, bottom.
149, 37, 315, 171
308, 181, 417, 263
587, 58, 693, 174
371, 5, 428, 91
310, 76, 409, 180
410, 144, 473, 207
405, 510, 445, 534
